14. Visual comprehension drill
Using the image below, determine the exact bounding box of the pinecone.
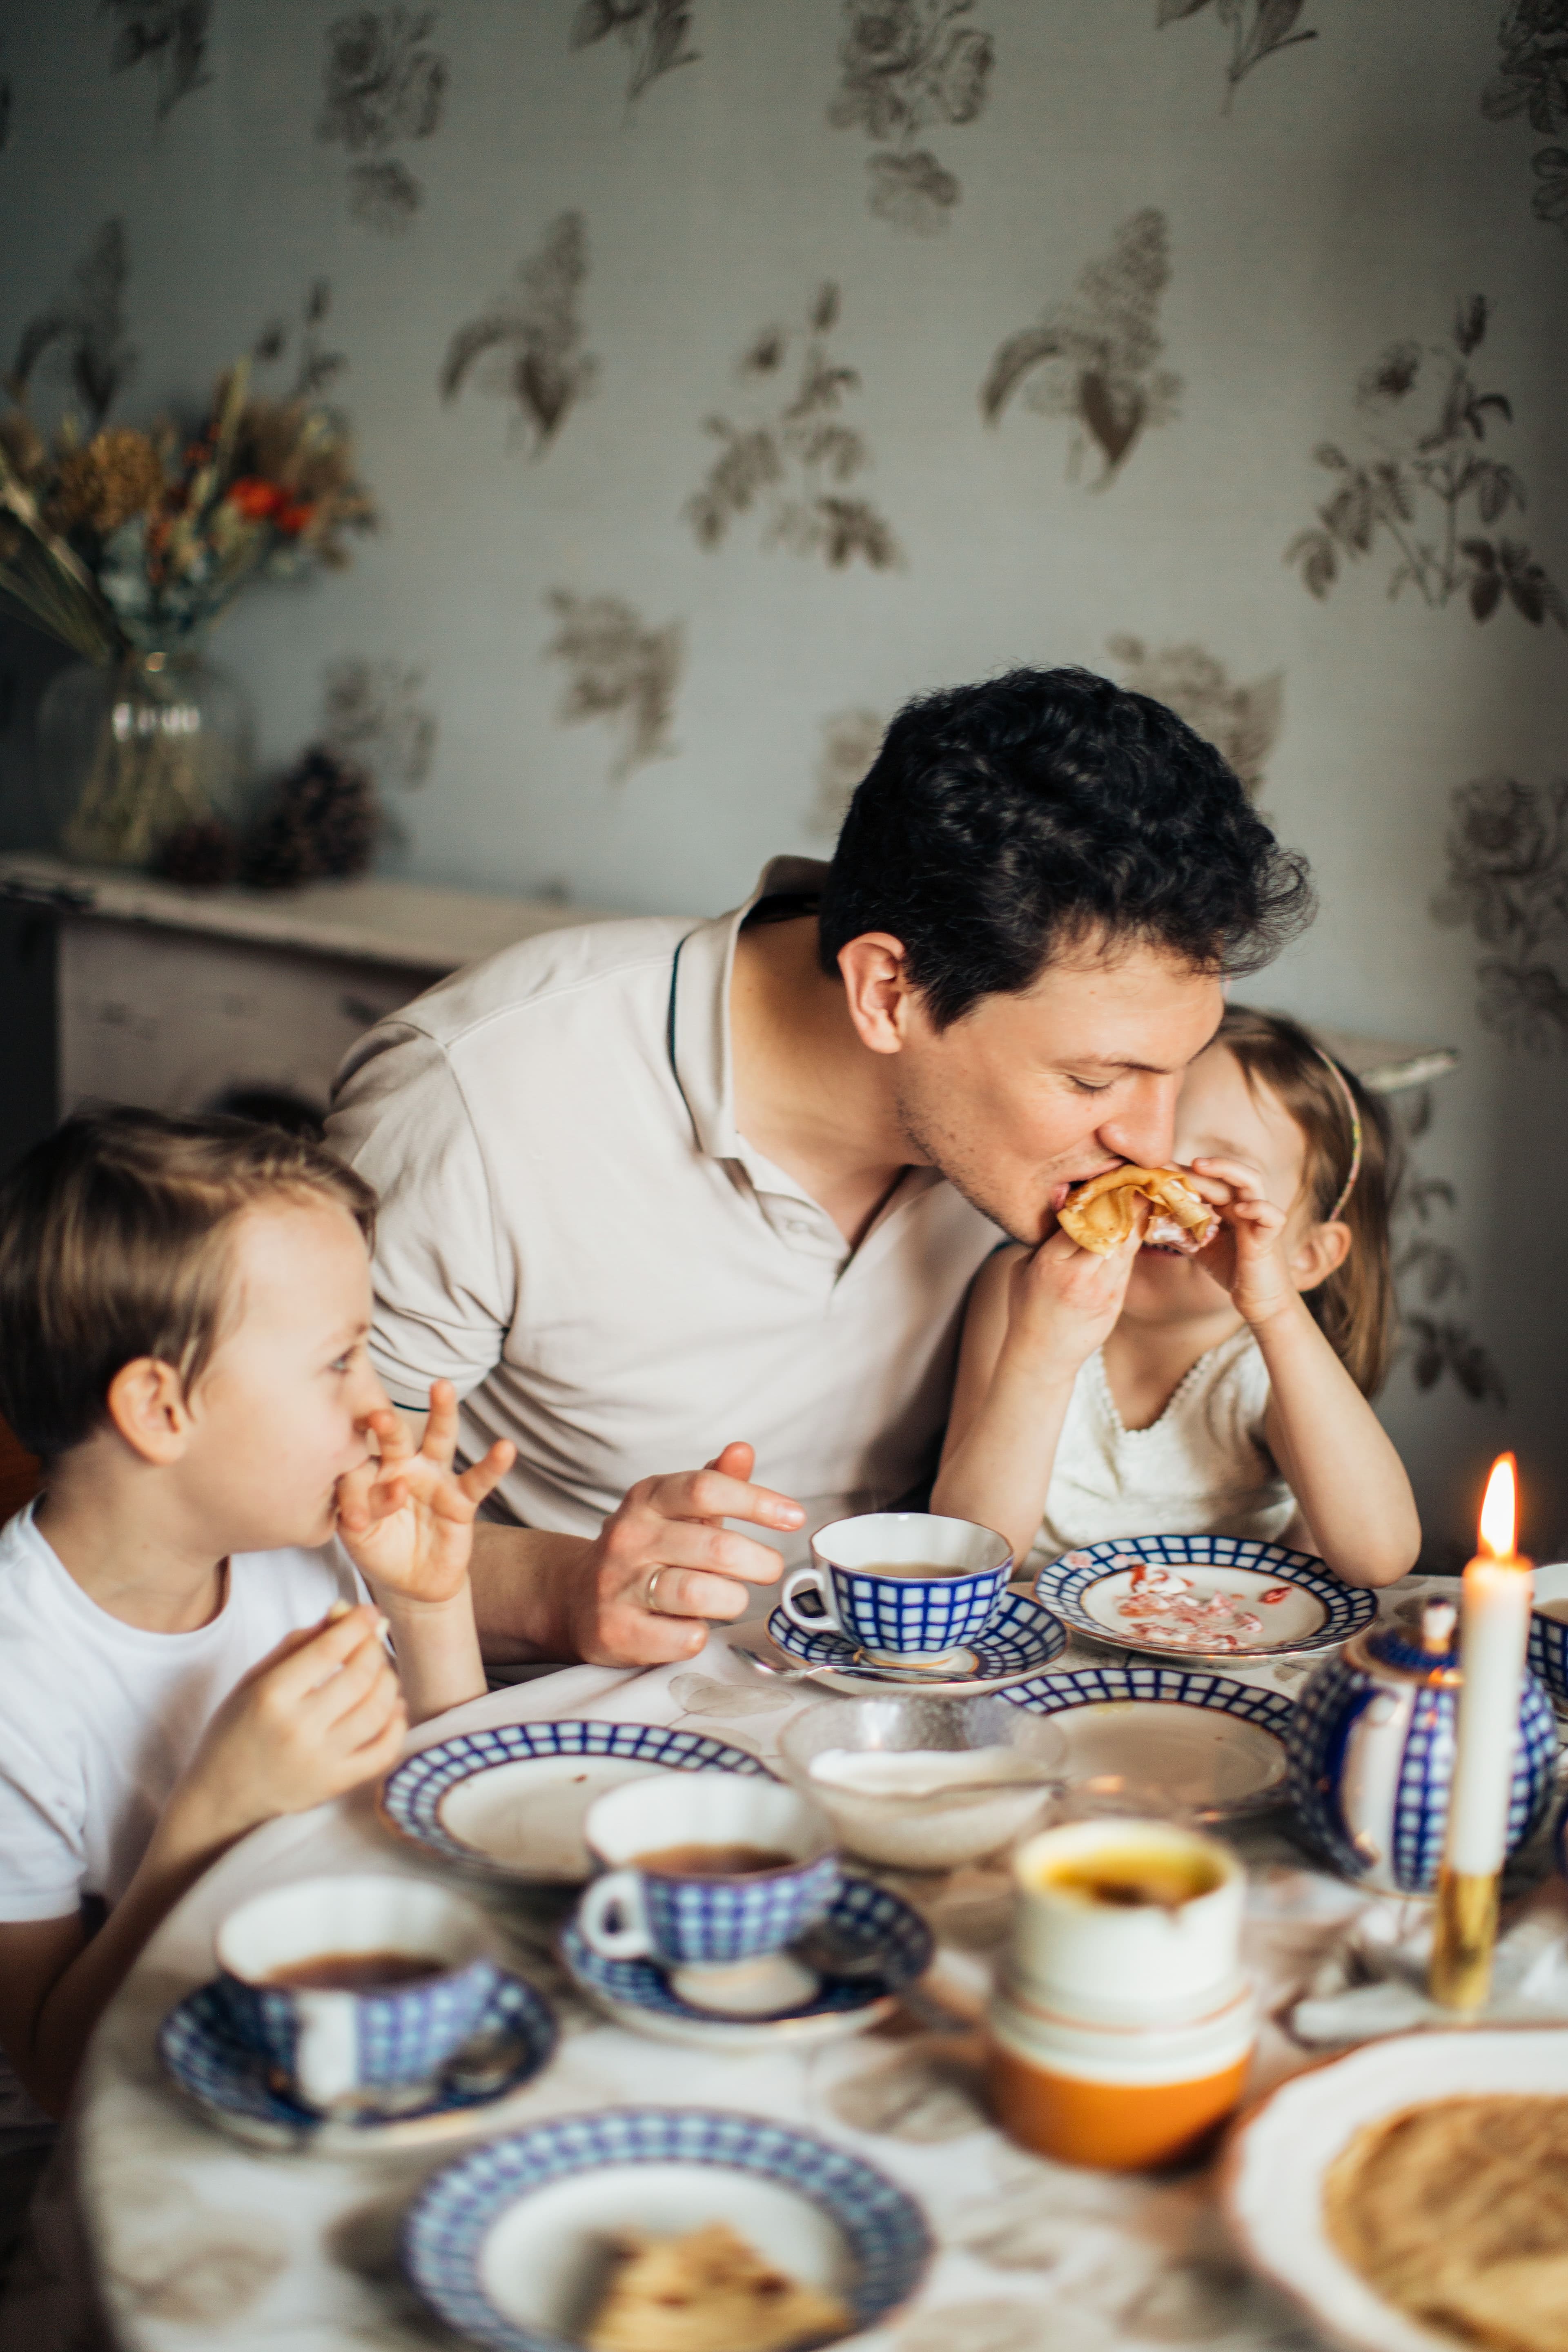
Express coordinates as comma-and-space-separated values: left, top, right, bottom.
240, 747, 380, 889
154, 816, 240, 889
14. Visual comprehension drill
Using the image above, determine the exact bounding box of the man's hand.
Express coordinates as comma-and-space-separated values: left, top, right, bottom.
561, 1441, 804, 1667
167, 1604, 407, 1848
336, 1380, 516, 1608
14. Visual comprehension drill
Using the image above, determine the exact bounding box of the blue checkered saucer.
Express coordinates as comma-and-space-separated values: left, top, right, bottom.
158, 1969, 557, 2154
1001, 1664, 1296, 1818
379, 1719, 773, 1880
1034, 1535, 1376, 1662
558, 1873, 933, 2051
765, 1588, 1066, 1692
402, 2107, 932, 2352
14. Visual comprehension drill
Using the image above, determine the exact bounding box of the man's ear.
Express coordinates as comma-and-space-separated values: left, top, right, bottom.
837, 932, 921, 1057
105, 1358, 193, 1466
1291, 1221, 1351, 1297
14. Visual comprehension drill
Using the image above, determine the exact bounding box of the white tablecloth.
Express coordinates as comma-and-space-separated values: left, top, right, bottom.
57, 1593, 1529, 2352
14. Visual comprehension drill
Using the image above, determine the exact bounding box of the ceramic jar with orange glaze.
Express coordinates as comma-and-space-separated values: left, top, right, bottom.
986, 1817, 1255, 2170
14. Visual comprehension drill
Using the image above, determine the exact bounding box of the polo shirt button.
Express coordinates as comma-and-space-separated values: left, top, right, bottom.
786, 1218, 812, 1234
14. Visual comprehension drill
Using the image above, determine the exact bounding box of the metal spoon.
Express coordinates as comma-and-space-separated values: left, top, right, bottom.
730, 1645, 830, 1682
731, 1645, 945, 1689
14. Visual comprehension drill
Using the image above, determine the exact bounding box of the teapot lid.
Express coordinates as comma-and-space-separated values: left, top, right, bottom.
1360, 1598, 1459, 1680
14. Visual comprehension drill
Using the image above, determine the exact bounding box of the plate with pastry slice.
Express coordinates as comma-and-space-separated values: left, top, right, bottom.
1223, 2029, 1568, 2352
1058, 1164, 1220, 1256
1035, 1534, 1375, 1662
403, 2107, 931, 2352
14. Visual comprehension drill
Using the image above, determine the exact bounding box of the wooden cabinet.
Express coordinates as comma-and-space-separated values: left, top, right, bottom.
0, 854, 605, 1158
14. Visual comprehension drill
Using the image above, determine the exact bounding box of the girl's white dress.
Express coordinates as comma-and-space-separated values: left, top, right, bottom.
1029, 1326, 1298, 1564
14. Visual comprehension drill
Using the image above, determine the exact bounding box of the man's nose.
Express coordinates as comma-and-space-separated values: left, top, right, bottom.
1098, 1079, 1181, 1169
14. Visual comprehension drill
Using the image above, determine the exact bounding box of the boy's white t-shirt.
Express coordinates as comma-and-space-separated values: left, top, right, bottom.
0, 1503, 365, 2143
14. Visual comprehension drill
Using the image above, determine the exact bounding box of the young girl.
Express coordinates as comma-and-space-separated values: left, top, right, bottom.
931, 1008, 1420, 1589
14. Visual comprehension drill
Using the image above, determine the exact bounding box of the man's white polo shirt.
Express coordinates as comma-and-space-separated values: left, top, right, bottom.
327, 858, 1000, 1554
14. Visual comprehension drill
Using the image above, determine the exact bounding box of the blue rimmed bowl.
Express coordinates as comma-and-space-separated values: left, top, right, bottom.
401, 2108, 933, 2352
379, 1720, 773, 1883
1001, 1664, 1296, 1820
1034, 1535, 1375, 1662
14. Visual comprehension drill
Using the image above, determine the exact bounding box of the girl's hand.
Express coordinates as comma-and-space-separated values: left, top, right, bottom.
170, 1605, 407, 1845
1002, 1224, 1143, 1384
1187, 1157, 1297, 1325
336, 1381, 516, 1608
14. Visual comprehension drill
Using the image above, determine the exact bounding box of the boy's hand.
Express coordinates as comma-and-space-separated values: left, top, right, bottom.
1002, 1223, 1142, 1383
170, 1605, 406, 1846
1188, 1158, 1295, 1324
336, 1381, 515, 1609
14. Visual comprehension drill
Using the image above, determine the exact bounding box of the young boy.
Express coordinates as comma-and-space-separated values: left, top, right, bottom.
0, 1107, 514, 2127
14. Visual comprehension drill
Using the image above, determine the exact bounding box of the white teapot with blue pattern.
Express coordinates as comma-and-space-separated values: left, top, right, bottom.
1285, 1599, 1557, 1894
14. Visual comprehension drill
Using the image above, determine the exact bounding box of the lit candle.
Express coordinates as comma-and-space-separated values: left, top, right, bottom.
1430, 1454, 1534, 2010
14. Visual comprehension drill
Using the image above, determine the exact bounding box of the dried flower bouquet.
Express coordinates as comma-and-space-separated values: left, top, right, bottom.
0, 358, 375, 861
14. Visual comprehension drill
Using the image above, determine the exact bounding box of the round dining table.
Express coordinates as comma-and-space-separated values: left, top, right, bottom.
58, 1586, 1548, 2352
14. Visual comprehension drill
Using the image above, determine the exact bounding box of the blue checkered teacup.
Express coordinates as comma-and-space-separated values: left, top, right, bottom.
1529, 1562, 1568, 1709
214, 1873, 502, 2114
577, 1773, 840, 1968
781, 1511, 1013, 1664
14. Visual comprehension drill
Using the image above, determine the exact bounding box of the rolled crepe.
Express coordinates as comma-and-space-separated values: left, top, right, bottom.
1058, 1165, 1219, 1256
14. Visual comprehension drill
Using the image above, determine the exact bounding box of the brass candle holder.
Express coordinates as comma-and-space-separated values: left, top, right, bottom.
1429, 1865, 1501, 2013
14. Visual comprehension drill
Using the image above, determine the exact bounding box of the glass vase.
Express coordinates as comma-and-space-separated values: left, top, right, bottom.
37, 647, 254, 872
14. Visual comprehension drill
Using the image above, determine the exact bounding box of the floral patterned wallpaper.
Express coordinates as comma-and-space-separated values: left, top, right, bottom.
0, 1, 1562, 1560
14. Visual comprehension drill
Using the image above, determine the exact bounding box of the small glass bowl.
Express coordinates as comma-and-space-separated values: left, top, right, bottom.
776, 1693, 1065, 1872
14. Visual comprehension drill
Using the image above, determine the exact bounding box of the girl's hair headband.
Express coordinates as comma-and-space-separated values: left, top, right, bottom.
1313, 1047, 1363, 1223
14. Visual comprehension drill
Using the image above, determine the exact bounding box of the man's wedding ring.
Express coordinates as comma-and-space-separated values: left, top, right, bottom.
645, 1568, 668, 1614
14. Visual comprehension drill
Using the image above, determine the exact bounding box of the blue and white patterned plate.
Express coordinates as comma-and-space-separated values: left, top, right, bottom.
766, 1588, 1066, 1693
1034, 1535, 1376, 1662
379, 1720, 774, 1882
558, 1874, 934, 2052
1002, 1665, 1296, 1819
158, 1969, 557, 2153
402, 2107, 932, 2352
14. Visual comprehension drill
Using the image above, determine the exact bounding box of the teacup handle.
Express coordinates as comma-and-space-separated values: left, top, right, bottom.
578, 1870, 653, 1961
291, 1991, 361, 2110
780, 1566, 843, 1639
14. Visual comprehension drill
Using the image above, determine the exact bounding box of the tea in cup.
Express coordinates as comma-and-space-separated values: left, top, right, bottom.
577, 1774, 839, 1969
987, 1817, 1254, 2169
780, 1511, 1012, 1664
1006, 1816, 1245, 2020
215, 1873, 502, 2113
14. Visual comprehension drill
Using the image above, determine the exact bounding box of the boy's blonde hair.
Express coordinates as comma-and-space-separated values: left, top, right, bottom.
0, 1107, 377, 1462
1218, 1007, 1399, 1397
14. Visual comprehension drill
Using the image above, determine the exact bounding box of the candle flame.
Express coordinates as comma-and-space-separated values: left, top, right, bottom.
1479, 1454, 1517, 1561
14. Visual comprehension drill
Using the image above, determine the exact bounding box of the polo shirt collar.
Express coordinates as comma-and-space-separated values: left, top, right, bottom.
669, 855, 829, 1163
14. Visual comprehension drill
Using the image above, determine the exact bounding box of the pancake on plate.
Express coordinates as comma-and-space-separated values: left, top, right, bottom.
1323, 2094, 1568, 2352
585, 2221, 852, 2352
1058, 1166, 1219, 1257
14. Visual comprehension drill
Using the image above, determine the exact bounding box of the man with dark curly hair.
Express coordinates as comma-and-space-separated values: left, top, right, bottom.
329, 666, 1313, 1670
